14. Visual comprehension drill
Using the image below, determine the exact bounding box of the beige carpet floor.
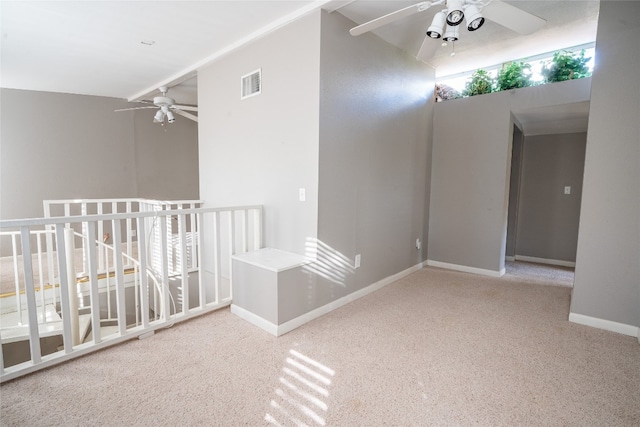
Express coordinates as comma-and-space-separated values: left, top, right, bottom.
1, 264, 639, 426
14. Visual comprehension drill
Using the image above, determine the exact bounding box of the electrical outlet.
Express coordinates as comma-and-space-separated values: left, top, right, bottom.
564, 186, 571, 195
131, 230, 137, 237
299, 188, 306, 202
355, 254, 361, 269
416, 238, 422, 250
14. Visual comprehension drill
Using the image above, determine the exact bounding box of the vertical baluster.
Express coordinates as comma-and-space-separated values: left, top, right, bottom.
64, 227, 80, 346
241, 209, 248, 254
229, 210, 236, 256
112, 220, 126, 335
178, 214, 189, 315
197, 212, 206, 308
20, 226, 42, 364
55, 224, 74, 353
126, 201, 132, 267
190, 205, 197, 270
11, 233, 22, 325
137, 218, 150, 328
36, 233, 46, 324
45, 228, 56, 310
86, 222, 101, 344
105, 241, 111, 320
97, 204, 104, 271
212, 212, 221, 305
159, 215, 170, 321
134, 264, 140, 327
112, 201, 118, 264
228, 210, 235, 301
254, 207, 263, 251
81, 202, 88, 274
64, 203, 70, 228
0, 334, 4, 375
167, 213, 174, 276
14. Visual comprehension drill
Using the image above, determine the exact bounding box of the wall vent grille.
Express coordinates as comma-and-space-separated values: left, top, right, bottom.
241, 69, 261, 99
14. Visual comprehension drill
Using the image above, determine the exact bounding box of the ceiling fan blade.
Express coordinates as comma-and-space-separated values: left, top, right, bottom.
172, 105, 198, 112
416, 35, 441, 61
482, 0, 546, 35
350, 1, 433, 36
172, 109, 198, 123
114, 106, 158, 112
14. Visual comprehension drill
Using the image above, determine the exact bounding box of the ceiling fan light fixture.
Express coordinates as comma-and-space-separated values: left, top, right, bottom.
426, 11, 446, 39
153, 110, 165, 123
443, 24, 459, 42
166, 110, 175, 124
445, 0, 464, 26
465, 5, 485, 31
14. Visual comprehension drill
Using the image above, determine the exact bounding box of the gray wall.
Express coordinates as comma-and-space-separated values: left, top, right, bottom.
515, 132, 586, 262
0, 89, 137, 221
428, 78, 591, 274
197, 10, 321, 255
0, 88, 199, 223
133, 108, 199, 200
571, 1, 640, 329
317, 10, 434, 300
198, 9, 433, 316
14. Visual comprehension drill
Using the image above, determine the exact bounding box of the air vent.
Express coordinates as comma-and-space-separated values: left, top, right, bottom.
241, 68, 261, 99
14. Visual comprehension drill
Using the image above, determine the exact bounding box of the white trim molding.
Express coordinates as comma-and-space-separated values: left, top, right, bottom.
426, 260, 505, 278
231, 261, 426, 337
514, 255, 576, 268
230, 304, 278, 336
569, 312, 639, 338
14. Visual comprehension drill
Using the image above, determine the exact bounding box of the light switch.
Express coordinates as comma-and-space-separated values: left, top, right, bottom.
564, 186, 571, 195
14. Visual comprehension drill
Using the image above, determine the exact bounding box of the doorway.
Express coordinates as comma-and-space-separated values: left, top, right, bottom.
505, 103, 590, 284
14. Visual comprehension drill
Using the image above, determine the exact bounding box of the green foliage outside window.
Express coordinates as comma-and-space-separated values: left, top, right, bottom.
496, 61, 533, 91
462, 69, 494, 97
436, 48, 593, 101
541, 50, 592, 82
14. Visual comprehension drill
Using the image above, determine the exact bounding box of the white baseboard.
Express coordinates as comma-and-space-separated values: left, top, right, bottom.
231, 261, 426, 337
569, 312, 639, 338
515, 255, 575, 268
426, 260, 505, 278
230, 304, 278, 336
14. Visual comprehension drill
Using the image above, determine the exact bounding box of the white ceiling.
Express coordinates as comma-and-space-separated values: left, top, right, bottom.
1, 1, 599, 109
0, 0, 332, 104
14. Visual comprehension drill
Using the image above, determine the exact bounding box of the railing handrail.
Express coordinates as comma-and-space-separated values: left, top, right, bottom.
43, 198, 205, 206
0, 205, 263, 229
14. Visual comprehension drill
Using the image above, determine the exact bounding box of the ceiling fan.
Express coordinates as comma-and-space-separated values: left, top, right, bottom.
349, 0, 546, 61
115, 86, 198, 124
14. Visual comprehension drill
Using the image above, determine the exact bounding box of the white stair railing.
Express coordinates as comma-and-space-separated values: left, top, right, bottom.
0, 202, 263, 382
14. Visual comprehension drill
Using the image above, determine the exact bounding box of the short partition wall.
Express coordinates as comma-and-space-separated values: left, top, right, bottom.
231, 248, 426, 336
231, 248, 311, 336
